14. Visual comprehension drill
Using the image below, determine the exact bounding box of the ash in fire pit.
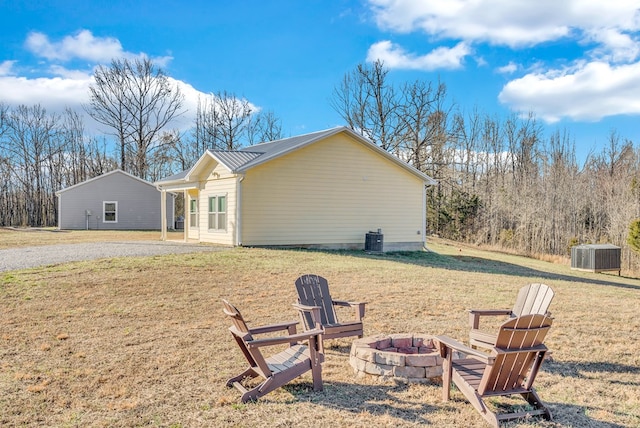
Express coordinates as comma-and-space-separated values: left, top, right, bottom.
349, 333, 443, 383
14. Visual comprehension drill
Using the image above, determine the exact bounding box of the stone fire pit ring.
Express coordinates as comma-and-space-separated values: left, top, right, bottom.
349, 333, 443, 384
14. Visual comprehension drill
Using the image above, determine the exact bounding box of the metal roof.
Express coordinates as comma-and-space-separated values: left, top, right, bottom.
155, 126, 436, 185
234, 128, 340, 172
207, 150, 262, 172
155, 169, 188, 184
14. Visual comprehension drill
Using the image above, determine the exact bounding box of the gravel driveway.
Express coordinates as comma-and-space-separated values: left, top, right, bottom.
0, 241, 226, 272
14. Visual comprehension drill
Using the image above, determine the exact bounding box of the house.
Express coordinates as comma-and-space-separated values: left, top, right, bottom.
56, 169, 175, 230
154, 127, 436, 251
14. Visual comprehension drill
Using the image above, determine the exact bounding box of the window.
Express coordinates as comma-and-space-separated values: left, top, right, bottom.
103, 201, 117, 223
208, 195, 227, 231
189, 198, 198, 227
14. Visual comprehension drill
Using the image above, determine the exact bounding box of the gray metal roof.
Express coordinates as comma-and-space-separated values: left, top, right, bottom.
155, 169, 188, 184
202, 128, 343, 173
155, 126, 436, 185
207, 150, 262, 172
236, 128, 341, 171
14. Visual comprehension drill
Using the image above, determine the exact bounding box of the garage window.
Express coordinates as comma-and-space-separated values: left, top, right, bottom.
103, 201, 117, 223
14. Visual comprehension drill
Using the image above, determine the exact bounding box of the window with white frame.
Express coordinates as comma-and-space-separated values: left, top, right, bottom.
189, 198, 198, 227
103, 201, 117, 223
208, 195, 227, 231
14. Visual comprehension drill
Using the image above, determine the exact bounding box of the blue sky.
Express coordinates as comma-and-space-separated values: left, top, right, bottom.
2, 0, 640, 162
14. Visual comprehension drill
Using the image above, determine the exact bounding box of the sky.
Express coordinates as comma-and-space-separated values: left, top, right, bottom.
2, 0, 640, 163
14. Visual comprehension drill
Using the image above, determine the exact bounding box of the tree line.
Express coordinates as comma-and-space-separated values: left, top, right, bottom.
0, 58, 282, 228
333, 61, 640, 270
1, 58, 639, 271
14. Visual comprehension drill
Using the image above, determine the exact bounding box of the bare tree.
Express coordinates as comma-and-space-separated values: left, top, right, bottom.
213, 91, 253, 150
246, 110, 283, 145
85, 58, 184, 179
1, 104, 60, 226
399, 79, 450, 171
331, 60, 401, 151
189, 91, 253, 152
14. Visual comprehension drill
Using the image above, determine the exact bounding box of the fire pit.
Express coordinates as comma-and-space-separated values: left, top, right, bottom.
349, 333, 443, 383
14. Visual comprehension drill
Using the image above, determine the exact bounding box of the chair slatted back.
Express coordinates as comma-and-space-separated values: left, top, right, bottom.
295, 274, 338, 327
479, 314, 552, 395
222, 299, 272, 377
512, 283, 555, 317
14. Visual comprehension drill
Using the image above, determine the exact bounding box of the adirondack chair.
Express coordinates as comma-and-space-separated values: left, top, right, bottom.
293, 274, 366, 340
437, 314, 553, 427
468, 283, 554, 350
222, 299, 324, 403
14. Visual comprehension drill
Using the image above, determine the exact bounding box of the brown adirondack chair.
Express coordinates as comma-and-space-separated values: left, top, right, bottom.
222, 299, 324, 403
293, 274, 366, 340
437, 314, 553, 427
469, 283, 554, 350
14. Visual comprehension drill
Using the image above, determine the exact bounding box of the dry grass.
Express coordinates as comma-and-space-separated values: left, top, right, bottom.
1, 230, 639, 427
0, 227, 185, 249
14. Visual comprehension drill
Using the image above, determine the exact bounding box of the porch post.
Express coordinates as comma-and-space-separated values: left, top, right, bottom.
160, 189, 167, 241
183, 189, 188, 242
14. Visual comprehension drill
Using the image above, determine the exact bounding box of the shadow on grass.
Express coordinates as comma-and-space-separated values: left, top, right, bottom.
285, 380, 439, 425
297, 248, 640, 291
547, 401, 632, 427
544, 360, 640, 383
286, 380, 630, 427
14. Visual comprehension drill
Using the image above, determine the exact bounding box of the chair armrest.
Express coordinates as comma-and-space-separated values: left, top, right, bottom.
468, 309, 513, 329
292, 303, 323, 330
332, 300, 367, 320
247, 328, 324, 348
249, 320, 298, 335
435, 335, 491, 363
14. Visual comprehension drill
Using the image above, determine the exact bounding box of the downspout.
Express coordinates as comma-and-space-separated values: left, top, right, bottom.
235, 174, 245, 246
422, 183, 427, 250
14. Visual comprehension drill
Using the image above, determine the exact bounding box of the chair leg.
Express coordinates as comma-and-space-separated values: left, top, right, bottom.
442, 351, 452, 401
241, 385, 263, 403
226, 367, 259, 387
522, 391, 552, 420
311, 359, 323, 392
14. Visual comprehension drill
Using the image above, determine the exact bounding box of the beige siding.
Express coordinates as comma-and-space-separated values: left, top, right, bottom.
197, 163, 237, 245
241, 133, 425, 250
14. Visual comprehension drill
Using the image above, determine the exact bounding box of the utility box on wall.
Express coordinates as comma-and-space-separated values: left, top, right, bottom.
571, 244, 621, 275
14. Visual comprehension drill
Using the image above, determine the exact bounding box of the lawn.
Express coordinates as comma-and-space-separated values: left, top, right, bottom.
1, 230, 639, 427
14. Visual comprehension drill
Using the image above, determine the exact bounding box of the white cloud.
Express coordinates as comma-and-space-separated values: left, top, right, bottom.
26, 30, 125, 62
498, 61, 640, 122
48, 65, 93, 80
0, 60, 16, 76
586, 28, 640, 63
0, 30, 237, 135
0, 75, 92, 113
497, 61, 518, 74
0, 72, 254, 136
367, 0, 640, 52
367, 0, 640, 122
25, 30, 173, 67
367, 40, 470, 70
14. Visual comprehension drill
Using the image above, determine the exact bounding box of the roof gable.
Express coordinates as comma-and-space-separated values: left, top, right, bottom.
56, 169, 157, 195
156, 126, 436, 186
